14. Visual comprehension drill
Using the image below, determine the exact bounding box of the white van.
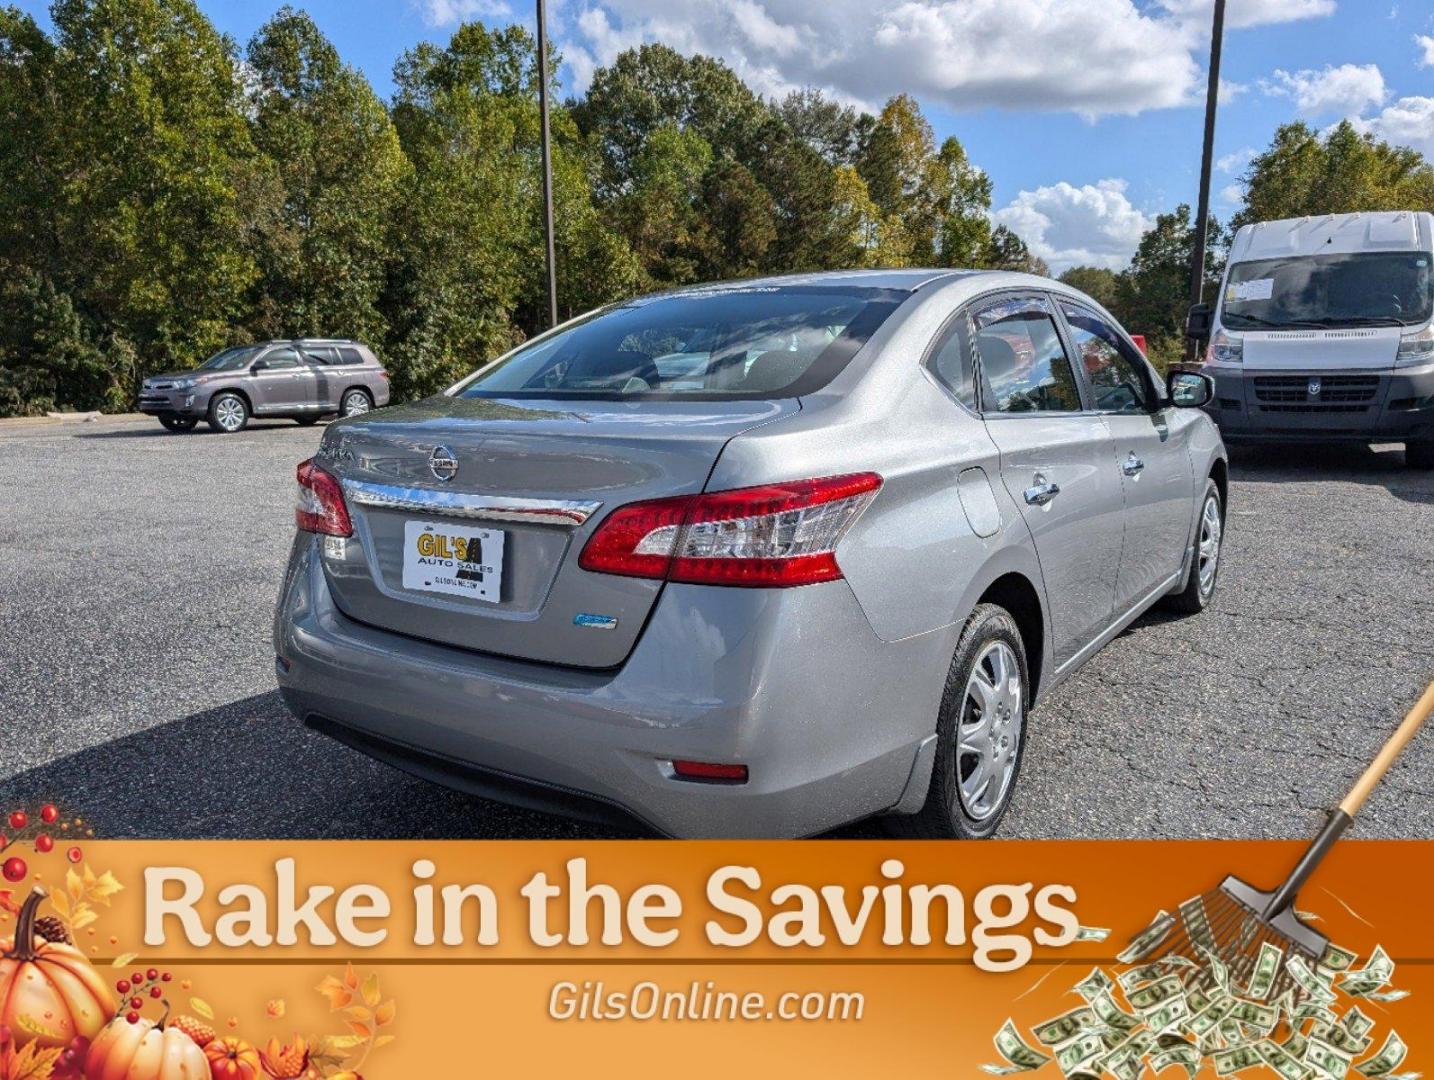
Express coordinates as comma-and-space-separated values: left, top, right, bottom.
1201, 210, 1434, 468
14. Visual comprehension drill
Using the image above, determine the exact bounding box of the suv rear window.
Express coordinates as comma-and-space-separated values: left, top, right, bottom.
456, 286, 905, 400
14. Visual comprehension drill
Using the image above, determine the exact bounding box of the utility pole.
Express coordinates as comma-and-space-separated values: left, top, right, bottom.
1187, 0, 1226, 360
536, 0, 558, 328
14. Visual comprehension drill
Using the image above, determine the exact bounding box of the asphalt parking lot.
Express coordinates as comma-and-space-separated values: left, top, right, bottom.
1, 414, 1432, 840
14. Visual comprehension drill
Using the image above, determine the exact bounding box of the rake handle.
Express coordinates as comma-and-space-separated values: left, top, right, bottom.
1265, 679, 1434, 919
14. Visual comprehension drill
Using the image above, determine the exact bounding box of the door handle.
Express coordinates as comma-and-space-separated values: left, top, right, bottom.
1023, 481, 1061, 506
1122, 453, 1145, 476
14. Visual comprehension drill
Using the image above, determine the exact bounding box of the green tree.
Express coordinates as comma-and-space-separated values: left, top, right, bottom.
982, 225, 1048, 276
244, 7, 408, 345
1059, 265, 1121, 309
1112, 204, 1224, 368
1237, 120, 1434, 228
776, 87, 870, 166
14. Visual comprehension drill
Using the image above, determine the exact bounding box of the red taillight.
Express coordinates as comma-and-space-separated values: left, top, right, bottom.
578, 472, 881, 587
672, 760, 748, 783
295, 458, 353, 537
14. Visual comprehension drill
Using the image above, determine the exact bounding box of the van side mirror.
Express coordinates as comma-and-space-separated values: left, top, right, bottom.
1168, 371, 1213, 408
1185, 303, 1213, 341
250, 359, 269, 372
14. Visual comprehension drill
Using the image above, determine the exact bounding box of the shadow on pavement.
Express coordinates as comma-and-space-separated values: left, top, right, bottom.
1228, 442, 1434, 505
0, 691, 635, 840
75, 421, 319, 440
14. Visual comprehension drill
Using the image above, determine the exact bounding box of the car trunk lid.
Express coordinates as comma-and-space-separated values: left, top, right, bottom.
315, 395, 795, 668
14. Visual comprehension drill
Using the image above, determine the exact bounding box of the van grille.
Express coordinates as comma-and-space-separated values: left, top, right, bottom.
1252, 375, 1379, 406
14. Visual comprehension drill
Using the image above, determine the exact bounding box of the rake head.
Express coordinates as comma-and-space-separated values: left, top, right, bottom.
1147, 876, 1328, 1003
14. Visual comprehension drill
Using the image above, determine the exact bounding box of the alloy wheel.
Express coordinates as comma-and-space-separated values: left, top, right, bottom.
1197, 494, 1222, 596
215, 397, 245, 432
343, 392, 370, 417
955, 640, 1024, 822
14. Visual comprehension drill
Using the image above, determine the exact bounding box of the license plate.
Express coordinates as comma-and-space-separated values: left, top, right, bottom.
401, 520, 505, 603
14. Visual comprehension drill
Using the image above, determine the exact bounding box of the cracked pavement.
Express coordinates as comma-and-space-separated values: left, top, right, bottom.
1, 417, 1431, 839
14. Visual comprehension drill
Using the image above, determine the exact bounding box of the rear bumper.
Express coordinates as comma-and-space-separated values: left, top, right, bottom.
272, 535, 947, 838
1204, 364, 1434, 443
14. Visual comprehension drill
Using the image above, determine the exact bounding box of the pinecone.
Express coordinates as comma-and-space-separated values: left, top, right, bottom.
170, 1015, 216, 1048
33, 915, 70, 944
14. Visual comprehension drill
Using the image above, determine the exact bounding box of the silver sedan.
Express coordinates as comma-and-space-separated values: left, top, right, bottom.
274, 269, 1226, 838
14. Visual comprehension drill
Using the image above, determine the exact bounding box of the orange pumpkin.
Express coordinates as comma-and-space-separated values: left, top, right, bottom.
204, 1036, 262, 1080
0, 887, 114, 1050
84, 1015, 209, 1080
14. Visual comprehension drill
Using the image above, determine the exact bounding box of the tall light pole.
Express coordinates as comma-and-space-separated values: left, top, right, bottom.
536, 0, 558, 328
1187, 0, 1226, 359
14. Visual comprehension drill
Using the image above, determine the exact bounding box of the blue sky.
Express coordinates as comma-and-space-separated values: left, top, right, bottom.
15, 0, 1434, 271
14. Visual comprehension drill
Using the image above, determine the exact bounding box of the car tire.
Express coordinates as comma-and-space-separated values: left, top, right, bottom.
296, 415, 322, 426
1405, 439, 1434, 470
340, 389, 372, 417
158, 415, 197, 433
1163, 478, 1223, 614
889, 603, 1030, 839
207, 392, 249, 434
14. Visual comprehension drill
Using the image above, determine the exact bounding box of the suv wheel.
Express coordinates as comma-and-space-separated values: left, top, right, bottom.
1406, 439, 1434, 470
1163, 478, 1223, 614
207, 392, 249, 434
158, 415, 197, 433
890, 604, 1029, 839
341, 389, 372, 417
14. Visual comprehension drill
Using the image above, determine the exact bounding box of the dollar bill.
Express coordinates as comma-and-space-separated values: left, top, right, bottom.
1308, 1037, 1354, 1079
1229, 999, 1279, 1034
1151, 1044, 1200, 1078
1284, 1032, 1310, 1059
1200, 946, 1232, 993
1034, 1007, 1098, 1047
1179, 895, 1217, 953
1076, 925, 1112, 942
1343, 1008, 1375, 1040
1128, 975, 1185, 1014
1355, 1032, 1407, 1078
1259, 1038, 1313, 1080
1056, 1033, 1107, 1076
1246, 941, 1284, 1001
1320, 943, 1359, 973
1187, 997, 1237, 1039
1312, 1021, 1373, 1057
985, 1018, 1053, 1074
1362, 989, 1409, 1004
1213, 1045, 1263, 1076
1091, 990, 1142, 1034
1074, 968, 1114, 1002
1288, 955, 1339, 1005
1119, 911, 1176, 965
1341, 947, 1395, 997
1146, 997, 1191, 1035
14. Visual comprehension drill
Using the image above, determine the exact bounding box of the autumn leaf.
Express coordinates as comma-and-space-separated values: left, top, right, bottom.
65, 869, 83, 904
87, 869, 123, 905
373, 1034, 396, 1049
373, 1000, 395, 1027
344, 1021, 371, 1040
71, 908, 98, 931
0, 890, 19, 917
13, 1014, 63, 1041
110, 952, 137, 968
342, 963, 359, 990
2, 1041, 64, 1080
316, 975, 353, 1011
342, 1006, 371, 1025
360, 973, 380, 1008
190, 998, 215, 1020
47, 891, 69, 920
266, 999, 285, 1019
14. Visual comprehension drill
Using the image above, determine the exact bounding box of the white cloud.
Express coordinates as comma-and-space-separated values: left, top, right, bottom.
1416, 34, 1434, 68
1352, 96, 1434, 157
1218, 183, 1244, 207
1260, 63, 1387, 117
991, 179, 1153, 274
1157, 0, 1335, 31
419, 0, 511, 25
558, 0, 1204, 117
1216, 147, 1255, 174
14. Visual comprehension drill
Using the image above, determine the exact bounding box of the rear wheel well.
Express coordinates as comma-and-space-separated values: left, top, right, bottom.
976, 573, 1045, 701
1210, 457, 1228, 512
342, 386, 373, 404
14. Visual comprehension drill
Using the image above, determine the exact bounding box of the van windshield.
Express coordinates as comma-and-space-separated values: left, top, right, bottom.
199, 346, 263, 371
456, 286, 905, 400
1220, 251, 1432, 330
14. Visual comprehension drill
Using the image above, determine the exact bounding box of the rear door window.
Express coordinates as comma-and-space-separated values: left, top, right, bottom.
303, 345, 342, 366
971, 296, 1082, 414
337, 346, 365, 366
925, 316, 978, 411
262, 347, 300, 370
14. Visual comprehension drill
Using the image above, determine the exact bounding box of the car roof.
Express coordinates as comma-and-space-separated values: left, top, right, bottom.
633, 268, 1046, 302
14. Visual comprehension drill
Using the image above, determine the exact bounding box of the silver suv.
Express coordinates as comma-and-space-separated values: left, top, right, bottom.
138, 339, 391, 434
274, 270, 1227, 838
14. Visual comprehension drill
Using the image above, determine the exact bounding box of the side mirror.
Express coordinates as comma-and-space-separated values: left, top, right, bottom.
250, 359, 270, 372
1168, 371, 1213, 408
1185, 303, 1213, 341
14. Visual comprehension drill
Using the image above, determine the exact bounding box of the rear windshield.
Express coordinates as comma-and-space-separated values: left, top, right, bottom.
1220, 251, 1433, 330
456, 286, 906, 400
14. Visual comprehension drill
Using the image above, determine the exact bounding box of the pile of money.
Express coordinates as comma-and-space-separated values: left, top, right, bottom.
983, 905, 1415, 1080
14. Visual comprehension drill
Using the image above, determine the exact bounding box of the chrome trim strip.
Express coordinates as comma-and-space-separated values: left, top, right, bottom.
342, 479, 601, 526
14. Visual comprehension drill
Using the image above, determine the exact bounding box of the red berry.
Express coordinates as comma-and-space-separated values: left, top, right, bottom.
35, 834, 53, 853
150, 986, 162, 999
161, 972, 172, 982
66, 846, 82, 864
2, 857, 26, 883
125, 1012, 139, 1025
40, 805, 58, 824
116, 980, 130, 994
131, 973, 143, 986
129, 997, 143, 1010
8, 811, 26, 831
146, 968, 158, 981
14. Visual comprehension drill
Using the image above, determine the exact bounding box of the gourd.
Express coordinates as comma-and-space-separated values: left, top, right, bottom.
0, 887, 114, 1050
